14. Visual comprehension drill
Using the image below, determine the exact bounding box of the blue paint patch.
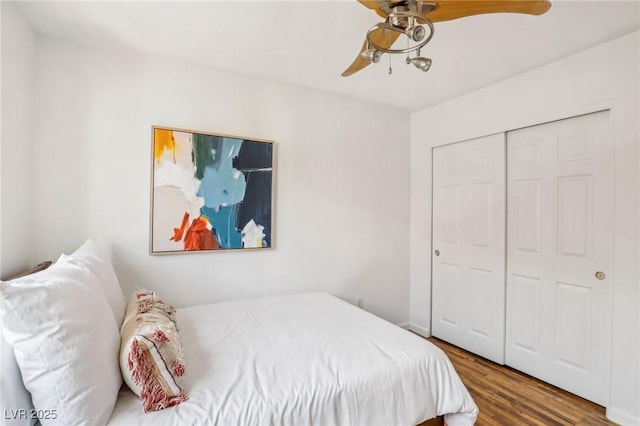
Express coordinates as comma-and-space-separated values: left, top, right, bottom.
196, 138, 246, 211
201, 205, 243, 249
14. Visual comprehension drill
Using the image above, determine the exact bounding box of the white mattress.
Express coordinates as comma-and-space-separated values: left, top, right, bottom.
108, 293, 477, 426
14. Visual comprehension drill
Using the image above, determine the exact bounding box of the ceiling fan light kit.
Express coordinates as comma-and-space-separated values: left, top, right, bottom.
361, 2, 436, 74
343, 0, 552, 77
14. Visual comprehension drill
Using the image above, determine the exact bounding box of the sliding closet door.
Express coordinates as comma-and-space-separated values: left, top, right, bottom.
432, 134, 506, 364
506, 110, 612, 405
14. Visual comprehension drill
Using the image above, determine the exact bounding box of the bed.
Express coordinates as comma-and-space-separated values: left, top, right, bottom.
0, 242, 477, 426
109, 292, 477, 426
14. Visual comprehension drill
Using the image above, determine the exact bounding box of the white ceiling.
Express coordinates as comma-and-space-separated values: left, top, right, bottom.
14, 0, 640, 112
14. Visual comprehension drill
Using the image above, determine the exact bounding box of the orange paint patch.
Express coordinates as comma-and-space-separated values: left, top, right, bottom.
184, 217, 218, 250
154, 128, 176, 163
170, 212, 190, 242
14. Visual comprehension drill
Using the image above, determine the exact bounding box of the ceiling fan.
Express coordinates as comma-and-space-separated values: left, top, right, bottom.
342, 0, 552, 76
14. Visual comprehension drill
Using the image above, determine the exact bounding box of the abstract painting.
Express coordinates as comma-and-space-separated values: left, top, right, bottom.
150, 126, 274, 254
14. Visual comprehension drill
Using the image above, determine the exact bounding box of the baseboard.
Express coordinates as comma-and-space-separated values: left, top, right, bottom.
606, 406, 640, 425
398, 322, 431, 338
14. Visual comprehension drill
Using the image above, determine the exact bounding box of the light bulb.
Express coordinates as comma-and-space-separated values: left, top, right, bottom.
411, 57, 432, 72
361, 49, 383, 64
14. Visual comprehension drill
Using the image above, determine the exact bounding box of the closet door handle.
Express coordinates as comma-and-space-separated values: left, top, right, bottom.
434, 249, 440, 256
595, 271, 606, 280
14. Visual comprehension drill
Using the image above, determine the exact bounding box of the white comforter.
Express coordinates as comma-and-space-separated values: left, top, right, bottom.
108, 293, 477, 426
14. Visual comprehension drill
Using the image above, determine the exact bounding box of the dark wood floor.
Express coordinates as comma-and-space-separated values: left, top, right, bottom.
427, 337, 617, 426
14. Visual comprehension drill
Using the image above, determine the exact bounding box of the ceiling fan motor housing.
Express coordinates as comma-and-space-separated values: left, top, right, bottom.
389, 5, 411, 28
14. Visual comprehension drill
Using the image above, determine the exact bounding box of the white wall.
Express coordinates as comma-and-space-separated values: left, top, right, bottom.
29, 39, 411, 324
410, 32, 640, 423
0, 2, 37, 278
4, 3, 637, 419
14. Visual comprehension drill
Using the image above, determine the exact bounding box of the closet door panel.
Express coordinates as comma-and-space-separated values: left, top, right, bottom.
506, 110, 612, 406
432, 133, 506, 364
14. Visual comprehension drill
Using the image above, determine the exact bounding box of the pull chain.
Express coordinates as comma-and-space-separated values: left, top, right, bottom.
406, 35, 411, 64
388, 53, 392, 75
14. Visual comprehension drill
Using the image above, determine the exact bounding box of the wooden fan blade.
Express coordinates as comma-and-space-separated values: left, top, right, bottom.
426, 0, 551, 23
341, 29, 400, 77
357, 0, 388, 19
357, 0, 380, 10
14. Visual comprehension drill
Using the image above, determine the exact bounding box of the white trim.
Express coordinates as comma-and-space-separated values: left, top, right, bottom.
428, 103, 614, 151
398, 322, 431, 338
606, 406, 640, 425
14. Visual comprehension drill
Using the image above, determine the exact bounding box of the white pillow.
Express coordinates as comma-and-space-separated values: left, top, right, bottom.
59, 239, 127, 328
0, 260, 121, 426
1, 263, 52, 426
0, 331, 36, 426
